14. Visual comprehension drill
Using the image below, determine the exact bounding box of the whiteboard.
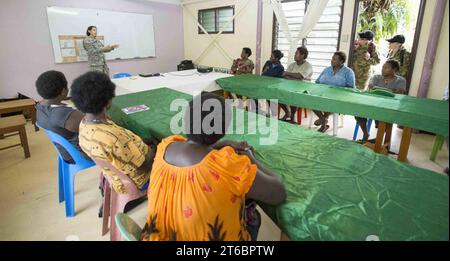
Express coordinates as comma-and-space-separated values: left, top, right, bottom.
46, 6, 156, 63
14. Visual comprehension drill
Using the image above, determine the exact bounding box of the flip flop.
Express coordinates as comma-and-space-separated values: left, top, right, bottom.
367, 138, 376, 143
318, 124, 330, 133
280, 115, 288, 121
314, 119, 321, 126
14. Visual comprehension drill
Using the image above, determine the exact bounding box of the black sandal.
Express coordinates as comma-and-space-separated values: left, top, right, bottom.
318, 125, 330, 133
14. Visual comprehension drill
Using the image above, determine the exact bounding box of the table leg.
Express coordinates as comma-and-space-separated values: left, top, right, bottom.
384, 123, 393, 150
19, 126, 30, 158
30, 107, 39, 131
0, 115, 3, 139
398, 127, 412, 162
374, 121, 386, 153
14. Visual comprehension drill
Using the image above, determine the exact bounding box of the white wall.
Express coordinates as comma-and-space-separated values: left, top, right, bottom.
338, 0, 355, 62
183, 0, 273, 73
0, 0, 184, 99
409, 0, 449, 99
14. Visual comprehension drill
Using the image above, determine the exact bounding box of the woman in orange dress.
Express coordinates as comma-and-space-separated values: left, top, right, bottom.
141, 92, 286, 241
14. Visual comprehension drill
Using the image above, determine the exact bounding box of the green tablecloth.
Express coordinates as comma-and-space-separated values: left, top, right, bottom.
109, 88, 449, 241
216, 74, 449, 136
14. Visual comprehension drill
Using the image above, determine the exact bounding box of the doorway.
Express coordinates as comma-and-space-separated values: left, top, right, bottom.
349, 0, 427, 94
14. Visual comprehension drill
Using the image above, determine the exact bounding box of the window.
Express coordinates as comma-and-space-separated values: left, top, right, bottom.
198, 6, 235, 34
273, 0, 344, 81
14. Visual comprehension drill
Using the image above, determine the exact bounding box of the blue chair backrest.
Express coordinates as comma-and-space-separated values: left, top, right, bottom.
39, 124, 93, 166
113, 72, 132, 79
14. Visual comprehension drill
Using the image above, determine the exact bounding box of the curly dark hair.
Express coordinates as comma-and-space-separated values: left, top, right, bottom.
385, 59, 401, 72
184, 92, 231, 145
35, 70, 68, 99
70, 71, 115, 114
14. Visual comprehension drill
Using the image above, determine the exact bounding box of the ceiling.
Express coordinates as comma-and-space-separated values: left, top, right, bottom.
144, 0, 182, 4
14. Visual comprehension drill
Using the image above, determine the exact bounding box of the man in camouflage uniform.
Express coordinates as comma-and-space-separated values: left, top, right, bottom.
352, 31, 380, 90
387, 35, 411, 83
83, 26, 118, 76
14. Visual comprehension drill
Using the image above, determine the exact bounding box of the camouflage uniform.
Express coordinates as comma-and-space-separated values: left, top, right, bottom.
387, 46, 411, 80
352, 44, 380, 90
83, 36, 111, 75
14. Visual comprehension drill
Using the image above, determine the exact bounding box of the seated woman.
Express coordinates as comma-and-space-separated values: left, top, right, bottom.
35, 70, 87, 163
70, 71, 156, 194
230, 47, 254, 108
140, 92, 286, 241
262, 49, 285, 78
355, 60, 406, 142
314, 51, 356, 132
262, 50, 285, 116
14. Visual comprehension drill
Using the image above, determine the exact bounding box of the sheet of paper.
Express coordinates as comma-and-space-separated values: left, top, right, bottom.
61, 48, 76, 57
59, 39, 75, 48
121, 104, 150, 114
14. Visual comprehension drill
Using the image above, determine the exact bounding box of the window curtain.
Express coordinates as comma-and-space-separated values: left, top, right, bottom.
271, 0, 330, 63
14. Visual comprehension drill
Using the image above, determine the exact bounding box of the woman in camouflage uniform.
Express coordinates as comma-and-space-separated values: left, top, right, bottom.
352, 31, 380, 90
386, 35, 411, 82
83, 26, 119, 76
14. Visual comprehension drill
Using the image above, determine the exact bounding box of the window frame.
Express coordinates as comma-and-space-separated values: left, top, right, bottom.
272, 0, 345, 80
198, 5, 235, 34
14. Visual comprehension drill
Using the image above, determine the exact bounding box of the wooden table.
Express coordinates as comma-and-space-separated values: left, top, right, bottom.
0, 99, 38, 131
373, 122, 412, 162
216, 75, 449, 163
108, 88, 449, 241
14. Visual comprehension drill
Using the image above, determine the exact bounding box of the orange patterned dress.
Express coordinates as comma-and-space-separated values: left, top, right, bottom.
141, 135, 257, 241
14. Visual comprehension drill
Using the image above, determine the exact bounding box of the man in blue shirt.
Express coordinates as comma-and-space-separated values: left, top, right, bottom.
314, 51, 356, 132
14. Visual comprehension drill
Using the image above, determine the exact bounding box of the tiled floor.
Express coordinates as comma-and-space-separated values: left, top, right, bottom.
0, 114, 448, 241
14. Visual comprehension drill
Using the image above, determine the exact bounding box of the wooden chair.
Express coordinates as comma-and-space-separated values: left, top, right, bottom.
0, 99, 38, 131
0, 115, 30, 158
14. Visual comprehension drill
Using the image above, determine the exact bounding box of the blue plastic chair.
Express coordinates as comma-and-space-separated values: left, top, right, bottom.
353, 119, 373, 141
39, 125, 95, 217
112, 72, 131, 79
